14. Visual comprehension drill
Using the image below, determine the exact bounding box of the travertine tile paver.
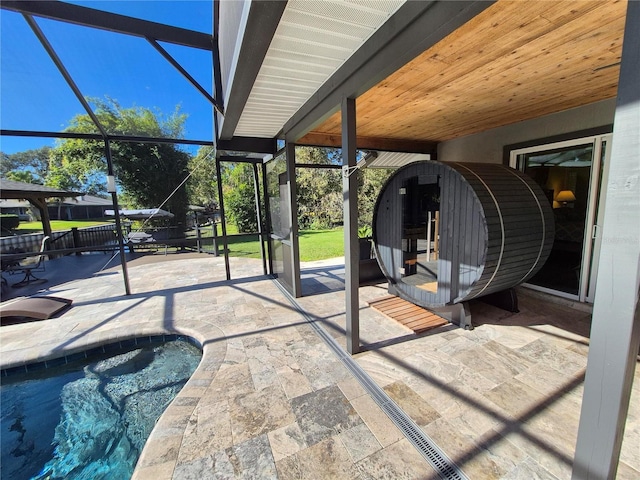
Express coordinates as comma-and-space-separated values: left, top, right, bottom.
276, 435, 360, 480
268, 422, 308, 462
291, 385, 363, 447
0, 256, 427, 479
350, 393, 404, 448
356, 437, 439, 479
383, 380, 440, 426
1, 255, 638, 479
339, 422, 382, 462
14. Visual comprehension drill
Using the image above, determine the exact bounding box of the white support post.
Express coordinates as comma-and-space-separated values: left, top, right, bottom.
572, 2, 640, 478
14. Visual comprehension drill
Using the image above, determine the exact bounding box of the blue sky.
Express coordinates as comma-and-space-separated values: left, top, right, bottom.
0, 1, 213, 155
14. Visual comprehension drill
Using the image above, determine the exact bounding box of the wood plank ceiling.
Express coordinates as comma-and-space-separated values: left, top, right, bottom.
297, 0, 627, 149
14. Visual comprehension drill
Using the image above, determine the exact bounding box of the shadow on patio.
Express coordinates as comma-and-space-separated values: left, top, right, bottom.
1, 256, 637, 478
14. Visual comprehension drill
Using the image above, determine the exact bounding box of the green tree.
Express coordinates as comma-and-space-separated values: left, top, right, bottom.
224, 162, 258, 233
5, 170, 40, 184
49, 135, 108, 195
1, 147, 52, 183
358, 168, 394, 230
295, 146, 342, 230
187, 146, 218, 209
264, 147, 391, 232
53, 98, 191, 231
114, 142, 190, 232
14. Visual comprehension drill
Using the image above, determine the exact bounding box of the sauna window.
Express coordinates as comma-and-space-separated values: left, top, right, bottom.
400, 175, 440, 293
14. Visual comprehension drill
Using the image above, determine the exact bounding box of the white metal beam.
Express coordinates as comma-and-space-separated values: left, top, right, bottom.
219, 1, 287, 140
572, 1, 640, 477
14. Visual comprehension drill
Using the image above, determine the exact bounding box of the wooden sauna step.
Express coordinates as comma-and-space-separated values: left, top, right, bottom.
368, 295, 449, 334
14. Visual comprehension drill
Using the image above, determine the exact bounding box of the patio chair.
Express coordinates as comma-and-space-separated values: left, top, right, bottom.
0, 295, 72, 322
5, 236, 50, 288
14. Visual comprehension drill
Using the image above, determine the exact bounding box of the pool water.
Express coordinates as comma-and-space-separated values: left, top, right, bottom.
1, 339, 201, 480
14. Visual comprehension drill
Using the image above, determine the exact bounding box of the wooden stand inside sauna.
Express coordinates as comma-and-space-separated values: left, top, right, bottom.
373, 161, 554, 329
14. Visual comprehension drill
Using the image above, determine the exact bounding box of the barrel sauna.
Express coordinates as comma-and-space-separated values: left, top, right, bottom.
373, 161, 554, 309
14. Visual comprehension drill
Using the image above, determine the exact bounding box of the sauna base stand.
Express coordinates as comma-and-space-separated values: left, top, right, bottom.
478, 288, 519, 313
432, 303, 473, 330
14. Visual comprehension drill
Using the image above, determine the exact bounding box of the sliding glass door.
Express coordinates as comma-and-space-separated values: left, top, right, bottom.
510, 135, 610, 302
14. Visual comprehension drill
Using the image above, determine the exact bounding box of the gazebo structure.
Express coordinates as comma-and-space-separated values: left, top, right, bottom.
0, 178, 80, 240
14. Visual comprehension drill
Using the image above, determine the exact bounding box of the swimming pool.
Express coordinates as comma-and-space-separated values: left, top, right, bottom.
1, 337, 201, 480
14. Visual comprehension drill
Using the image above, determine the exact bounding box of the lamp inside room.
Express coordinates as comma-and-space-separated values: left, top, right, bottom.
556, 189, 576, 206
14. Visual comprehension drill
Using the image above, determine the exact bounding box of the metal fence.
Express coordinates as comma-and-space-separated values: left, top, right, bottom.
0, 223, 225, 257
0, 224, 120, 254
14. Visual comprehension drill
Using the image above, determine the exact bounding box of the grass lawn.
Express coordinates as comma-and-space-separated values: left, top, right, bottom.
299, 228, 344, 261
194, 225, 345, 262
15, 219, 115, 234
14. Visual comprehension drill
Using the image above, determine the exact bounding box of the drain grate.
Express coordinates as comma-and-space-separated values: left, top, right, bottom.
273, 280, 469, 480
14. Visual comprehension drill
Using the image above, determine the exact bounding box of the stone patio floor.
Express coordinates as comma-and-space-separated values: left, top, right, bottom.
0, 254, 638, 479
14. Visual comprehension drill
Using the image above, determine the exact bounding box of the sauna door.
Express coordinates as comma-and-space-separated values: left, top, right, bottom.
400, 175, 441, 294
510, 135, 610, 302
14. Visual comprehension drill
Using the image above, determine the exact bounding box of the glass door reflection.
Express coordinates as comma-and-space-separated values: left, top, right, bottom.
517, 143, 595, 297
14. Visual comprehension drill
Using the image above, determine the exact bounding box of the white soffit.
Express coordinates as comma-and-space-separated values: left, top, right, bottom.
234, 0, 405, 138
367, 151, 431, 169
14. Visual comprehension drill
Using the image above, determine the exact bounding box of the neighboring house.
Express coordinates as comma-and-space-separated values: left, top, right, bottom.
215, 1, 638, 477
0, 199, 32, 221
1, 195, 112, 221
0, 179, 80, 239
47, 195, 113, 220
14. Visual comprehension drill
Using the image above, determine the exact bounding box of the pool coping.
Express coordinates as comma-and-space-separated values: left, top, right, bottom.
1, 323, 230, 479
0, 332, 203, 377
